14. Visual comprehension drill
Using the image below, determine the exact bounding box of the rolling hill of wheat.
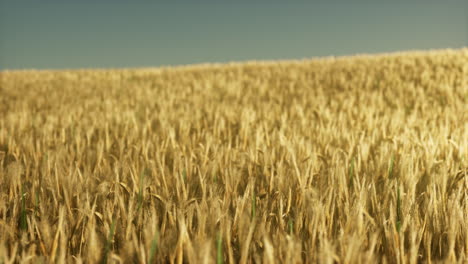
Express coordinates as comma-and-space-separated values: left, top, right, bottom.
0, 49, 467, 263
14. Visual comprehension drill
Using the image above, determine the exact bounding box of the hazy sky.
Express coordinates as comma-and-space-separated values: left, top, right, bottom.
0, 1, 467, 70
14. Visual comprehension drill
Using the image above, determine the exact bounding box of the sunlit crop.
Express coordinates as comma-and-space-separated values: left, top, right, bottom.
0, 49, 467, 263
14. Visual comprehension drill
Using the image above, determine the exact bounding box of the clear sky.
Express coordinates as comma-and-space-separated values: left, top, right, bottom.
0, 1, 467, 70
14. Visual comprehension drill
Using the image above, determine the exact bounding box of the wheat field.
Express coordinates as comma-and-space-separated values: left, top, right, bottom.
0, 49, 467, 263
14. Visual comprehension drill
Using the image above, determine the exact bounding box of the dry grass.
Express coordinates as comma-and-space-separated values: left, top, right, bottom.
0, 49, 467, 263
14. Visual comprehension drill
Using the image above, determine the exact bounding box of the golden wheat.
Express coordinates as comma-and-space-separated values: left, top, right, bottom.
0, 49, 467, 263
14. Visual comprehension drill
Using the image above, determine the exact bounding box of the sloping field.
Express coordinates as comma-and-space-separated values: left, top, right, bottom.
0, 49, 467, 263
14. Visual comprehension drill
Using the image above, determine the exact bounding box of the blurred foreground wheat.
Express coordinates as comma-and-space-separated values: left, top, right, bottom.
0, 49, 467, 263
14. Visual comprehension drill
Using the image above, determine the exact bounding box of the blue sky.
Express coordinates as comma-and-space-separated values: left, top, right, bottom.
0, 1, 467, 70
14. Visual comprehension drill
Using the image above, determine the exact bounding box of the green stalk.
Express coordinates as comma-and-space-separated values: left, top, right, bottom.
389, 154, 395, 179
216, 231, 223, 264
148, 230, 159, 263
19, 184, 28, 231
288, 218, 294, 235
182, 168, 187, 183
348, 156, 355, 189
396, 185, 402, 233
103, 218, 116, 264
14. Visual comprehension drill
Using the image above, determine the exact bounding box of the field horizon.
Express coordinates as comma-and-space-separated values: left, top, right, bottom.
1, 48, 466, 73
0, 48, 467, 263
